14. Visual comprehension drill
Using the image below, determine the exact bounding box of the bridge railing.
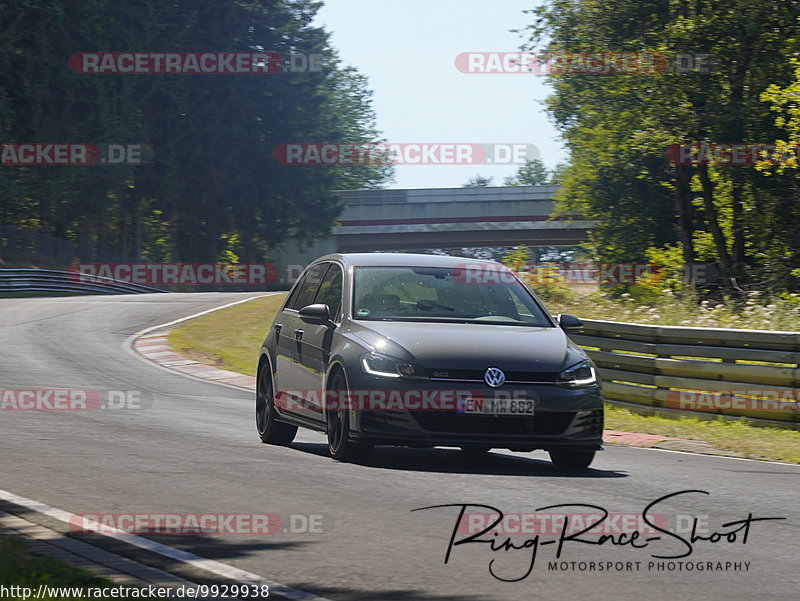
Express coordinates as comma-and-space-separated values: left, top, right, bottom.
571, 318, 800, 428
0, 269, 168, 295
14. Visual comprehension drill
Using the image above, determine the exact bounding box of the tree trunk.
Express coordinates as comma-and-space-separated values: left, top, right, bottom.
696, 165, 732, 271
730, 175, 745, 265
674, 165, 695, 265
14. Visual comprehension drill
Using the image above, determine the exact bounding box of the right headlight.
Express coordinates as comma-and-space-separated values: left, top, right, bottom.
556, 360, 597, 388
361, 353, 425, 379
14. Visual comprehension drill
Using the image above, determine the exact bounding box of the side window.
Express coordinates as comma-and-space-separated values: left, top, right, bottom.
288, 263, 328, 310
284, 272, 309, 310
314, 264, 343, 320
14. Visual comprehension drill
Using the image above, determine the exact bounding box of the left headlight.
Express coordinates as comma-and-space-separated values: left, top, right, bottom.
556, 360, 597, 388
361, 353, 425, 379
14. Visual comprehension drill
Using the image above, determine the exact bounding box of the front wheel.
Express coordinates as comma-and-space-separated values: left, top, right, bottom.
326, 371, 372, 462
256, 365, 297, 446
548, 448, 596, 471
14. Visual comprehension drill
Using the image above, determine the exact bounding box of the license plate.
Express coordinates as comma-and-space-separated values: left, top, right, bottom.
457, 397, 535, 415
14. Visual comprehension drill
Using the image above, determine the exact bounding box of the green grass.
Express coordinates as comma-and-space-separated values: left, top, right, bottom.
0, 537, 120, 600
168, 294, 286, 377
540, 286, 800, 331
166, 291, 800, 463
604, 405, 800, 463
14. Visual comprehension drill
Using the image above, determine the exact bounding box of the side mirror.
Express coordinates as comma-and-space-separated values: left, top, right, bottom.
298, 303, 331, 323
557, 313, 583, 334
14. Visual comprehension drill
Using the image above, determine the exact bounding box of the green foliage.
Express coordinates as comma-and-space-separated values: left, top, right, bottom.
529, 279, 579, 305
504, 158, 554, 185
546, 287, 800, 331
500, 246, 532, 271
500, 245, 579, 304
762, 57, 800, 146
0, 0, 392, 262
524, 0, 800, 293
462, 174, 494, 187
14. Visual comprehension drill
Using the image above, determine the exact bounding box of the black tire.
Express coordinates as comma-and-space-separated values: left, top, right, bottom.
460, 446, 491, 455
256, 364, 297, 446
326, 371, 373, 462
548, 448, 596, 471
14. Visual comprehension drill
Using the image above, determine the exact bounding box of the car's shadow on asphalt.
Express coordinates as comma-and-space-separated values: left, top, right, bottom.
289, 582, 493, 601
141, 534, 310, 559
289, 442, 627, 478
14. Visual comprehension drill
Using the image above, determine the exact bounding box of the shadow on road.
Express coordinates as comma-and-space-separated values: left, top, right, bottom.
289, 582, 493, 601
289, 442, 627, 478
141, 535, 310, 559
0, 500, 318, 581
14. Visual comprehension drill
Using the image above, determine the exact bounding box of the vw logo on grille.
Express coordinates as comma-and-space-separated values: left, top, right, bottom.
484, 367, 506, 388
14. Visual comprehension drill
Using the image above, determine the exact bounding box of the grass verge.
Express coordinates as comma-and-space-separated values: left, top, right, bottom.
0, 537, 120, 599
168, 294, 286, 377
604, 405, 800, 463
166, 292, 800, 463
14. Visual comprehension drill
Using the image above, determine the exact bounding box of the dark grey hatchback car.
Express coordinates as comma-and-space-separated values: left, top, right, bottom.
256, 253, 603, 470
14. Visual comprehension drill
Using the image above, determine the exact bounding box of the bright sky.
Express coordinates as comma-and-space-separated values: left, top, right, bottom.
313, 0, 566, 189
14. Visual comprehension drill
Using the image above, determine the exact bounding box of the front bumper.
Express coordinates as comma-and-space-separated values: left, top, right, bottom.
344, 376, 604, 451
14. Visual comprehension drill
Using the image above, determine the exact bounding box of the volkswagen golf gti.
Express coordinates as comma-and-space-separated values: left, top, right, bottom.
256, 253, 603, 470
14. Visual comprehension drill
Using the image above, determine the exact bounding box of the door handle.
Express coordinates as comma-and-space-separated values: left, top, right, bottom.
294, 329, 304, 340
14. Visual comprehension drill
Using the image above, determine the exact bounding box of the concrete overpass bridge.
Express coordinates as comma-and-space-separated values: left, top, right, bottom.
270, 184, 596, 282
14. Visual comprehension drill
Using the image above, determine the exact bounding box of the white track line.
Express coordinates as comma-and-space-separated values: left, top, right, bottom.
133, 293, 278, 337
124, 293, 275, 392
0, 488, 333, 601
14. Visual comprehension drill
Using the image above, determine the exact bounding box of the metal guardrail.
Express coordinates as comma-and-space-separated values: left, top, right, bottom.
572, 319, 800, 427
0, 269, 168, 295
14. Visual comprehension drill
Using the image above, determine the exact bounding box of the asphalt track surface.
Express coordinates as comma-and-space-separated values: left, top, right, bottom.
0, 293, 798, 600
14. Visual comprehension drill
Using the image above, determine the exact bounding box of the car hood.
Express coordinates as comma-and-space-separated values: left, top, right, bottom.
348, 320, 576, 372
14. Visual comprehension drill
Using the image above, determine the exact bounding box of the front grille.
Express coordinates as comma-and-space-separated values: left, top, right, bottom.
413, 411, 575, 436
428, 369, 559, 383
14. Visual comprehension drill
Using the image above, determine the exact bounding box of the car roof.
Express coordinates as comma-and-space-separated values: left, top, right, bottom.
314, 252, 504, 269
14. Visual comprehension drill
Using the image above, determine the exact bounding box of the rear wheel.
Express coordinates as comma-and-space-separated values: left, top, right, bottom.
326, 371, 373, 462
256, 365, 297, 446
548, 448, 595, 471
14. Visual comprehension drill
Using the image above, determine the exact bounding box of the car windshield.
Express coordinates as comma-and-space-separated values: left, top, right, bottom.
352, 265, 553, 326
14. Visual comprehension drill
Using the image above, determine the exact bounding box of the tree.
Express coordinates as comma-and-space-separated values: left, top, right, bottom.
504, 158, 552, 185
463, 174, 494, 187
0, 0, 393, 263
523, 0, 800, 292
